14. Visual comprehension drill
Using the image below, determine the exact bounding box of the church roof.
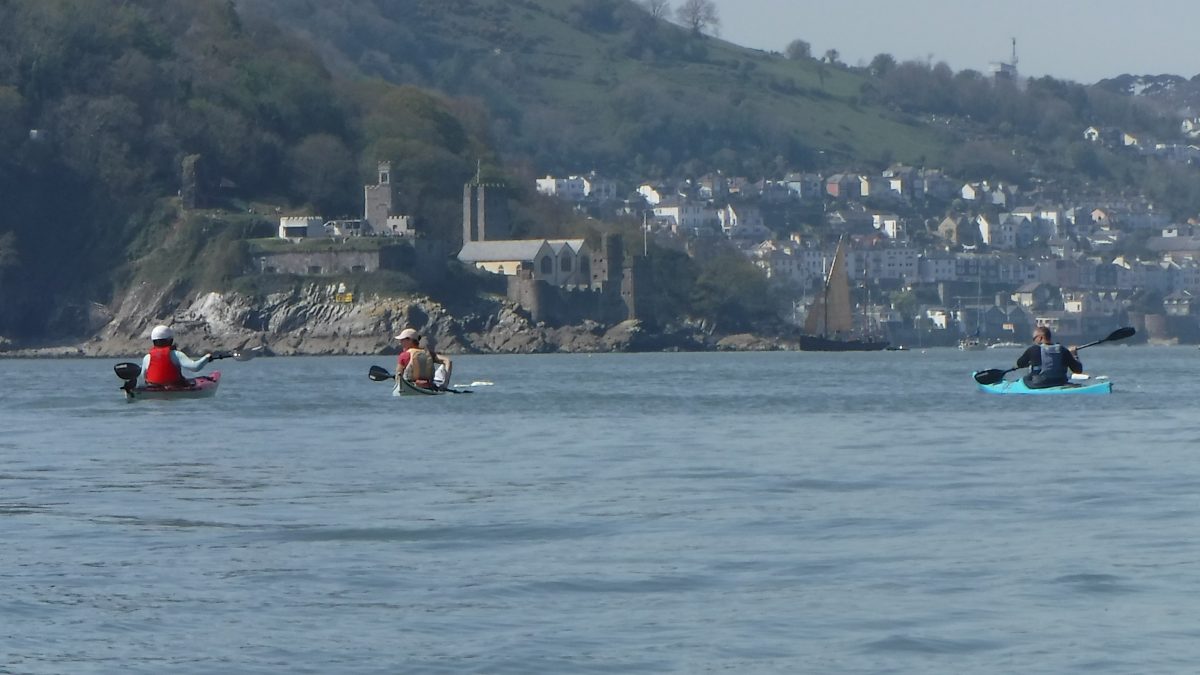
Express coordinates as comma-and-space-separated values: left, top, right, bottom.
457, 240, 549, 263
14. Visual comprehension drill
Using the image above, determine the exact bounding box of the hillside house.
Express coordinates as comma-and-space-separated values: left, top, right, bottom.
696, 173, 728, 201
1165, 290, 1199, 316
718, 204, 770, 240
824, 174, 857, 199
1084, 126, 1121, 145
918, 253, 958, 283
278, 216, 325, 241
783, 173, 823, 200
920, 170, 959, 201
871, 212, 903, 239
849, 245, 919, 282
536, 173, 617, 202
636, 183, 667, 206
976, 214, 1022, 249
653, 199, 715, 234
1013, 282, 1058, 310
1063, 290, 1125, 316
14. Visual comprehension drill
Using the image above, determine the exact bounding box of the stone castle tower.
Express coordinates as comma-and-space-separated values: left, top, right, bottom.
364, 161, 394, 232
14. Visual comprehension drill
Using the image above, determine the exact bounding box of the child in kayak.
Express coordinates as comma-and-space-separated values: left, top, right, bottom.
140, 324, 213, 387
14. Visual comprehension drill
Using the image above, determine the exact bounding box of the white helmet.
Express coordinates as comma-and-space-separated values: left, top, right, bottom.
150, 325, 174, 341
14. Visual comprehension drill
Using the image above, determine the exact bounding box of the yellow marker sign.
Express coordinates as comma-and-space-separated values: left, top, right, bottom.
335, 292, 354, 303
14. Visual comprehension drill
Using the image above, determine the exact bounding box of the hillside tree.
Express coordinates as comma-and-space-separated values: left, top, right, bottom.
640, 0, 671, 19
675, 0, 719, 35
785, 39, 810, 60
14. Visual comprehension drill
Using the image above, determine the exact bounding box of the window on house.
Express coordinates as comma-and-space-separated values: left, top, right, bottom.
351, 265, 365, 273
308, 266, 322, 274
561, 256, 572, 272
540, 257, 553, 274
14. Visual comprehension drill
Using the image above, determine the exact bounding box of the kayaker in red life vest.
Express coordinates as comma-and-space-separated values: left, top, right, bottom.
395, 327, 434, 389
1017, 326, 1083, 389
140, 324, 213, 387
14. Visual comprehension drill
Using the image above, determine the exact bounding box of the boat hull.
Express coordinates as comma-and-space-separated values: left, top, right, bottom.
799, 335, 889, 351
976, 376, 1112, 395
392, 378, 445, 397
126, 372, 221, 400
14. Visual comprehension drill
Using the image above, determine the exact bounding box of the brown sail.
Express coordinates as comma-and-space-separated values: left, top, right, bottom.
800, 238, 888, 351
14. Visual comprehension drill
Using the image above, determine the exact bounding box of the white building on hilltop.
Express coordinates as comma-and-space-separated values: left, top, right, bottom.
536, 173, 617, 202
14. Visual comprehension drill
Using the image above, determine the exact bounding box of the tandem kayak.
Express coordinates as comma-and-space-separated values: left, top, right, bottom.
976, 375, 1112, 395
125, 372, 221, 400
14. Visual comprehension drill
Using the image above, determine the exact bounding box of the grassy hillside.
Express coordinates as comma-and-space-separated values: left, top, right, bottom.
236, 0, 955, 176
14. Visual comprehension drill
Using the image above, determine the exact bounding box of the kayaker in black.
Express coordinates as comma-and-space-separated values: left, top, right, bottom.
1017, 326, 1083, 388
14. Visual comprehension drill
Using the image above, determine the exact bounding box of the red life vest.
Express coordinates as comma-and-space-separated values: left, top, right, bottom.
145, 345, 186, 385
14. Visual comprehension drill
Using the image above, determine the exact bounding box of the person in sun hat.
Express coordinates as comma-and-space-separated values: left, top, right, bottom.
395, 327, 434, 389
140, 324, 213, 387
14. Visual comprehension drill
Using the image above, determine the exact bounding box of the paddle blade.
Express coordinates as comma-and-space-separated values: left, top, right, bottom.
1105, 326, 1135, 342
233, 346, 264, 361
973, 368, 1009, 385
1076, 326, 1138, 350
114, 362, 141, 381
368, 365, 393, 382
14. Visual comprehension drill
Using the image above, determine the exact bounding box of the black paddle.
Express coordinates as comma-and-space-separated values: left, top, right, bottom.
211, 346, 264, 361
973, 326, 1136, 385
368, 365, 471, 393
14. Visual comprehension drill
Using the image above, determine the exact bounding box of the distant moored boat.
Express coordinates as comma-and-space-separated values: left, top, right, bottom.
799, 237, 888, 352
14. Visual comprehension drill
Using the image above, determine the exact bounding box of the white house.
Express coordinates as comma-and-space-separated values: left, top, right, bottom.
536, 175, 587, 201
753, 246, 828, 287
976, 214, 1018, 249
849, 246, 919, 281
652, 199, 714, 233
278, 216, 325, 241
718, 204, 770, 239
537, 174, 617, 202
637, 183, 667, 206
871, 212, 903, 239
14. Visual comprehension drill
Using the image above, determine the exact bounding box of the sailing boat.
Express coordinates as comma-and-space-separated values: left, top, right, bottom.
957, 274, 986, 350
799, 238, 889, 351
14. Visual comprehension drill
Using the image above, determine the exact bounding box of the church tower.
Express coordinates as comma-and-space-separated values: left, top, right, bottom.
462, 172, 510, 243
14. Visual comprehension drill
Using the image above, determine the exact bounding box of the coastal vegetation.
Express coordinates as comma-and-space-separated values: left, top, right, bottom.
0, 0, 1198, 341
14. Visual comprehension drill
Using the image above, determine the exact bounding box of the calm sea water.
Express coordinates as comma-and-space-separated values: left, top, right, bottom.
3, 346, 1200, 674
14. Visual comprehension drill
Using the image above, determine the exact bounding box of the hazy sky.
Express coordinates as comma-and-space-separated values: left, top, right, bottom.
706, 0, 1198, 84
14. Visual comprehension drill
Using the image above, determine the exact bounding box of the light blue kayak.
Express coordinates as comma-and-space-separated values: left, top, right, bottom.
976, 376, 1112, 395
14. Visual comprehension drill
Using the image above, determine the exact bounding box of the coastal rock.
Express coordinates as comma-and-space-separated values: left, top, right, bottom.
716, 333, 783, 351
5, 284, 785, 356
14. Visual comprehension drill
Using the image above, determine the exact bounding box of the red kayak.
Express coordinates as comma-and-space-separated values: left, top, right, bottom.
125, 372, 221, 401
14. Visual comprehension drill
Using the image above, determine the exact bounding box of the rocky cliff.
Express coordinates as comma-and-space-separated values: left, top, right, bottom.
9, 283, 781, 357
